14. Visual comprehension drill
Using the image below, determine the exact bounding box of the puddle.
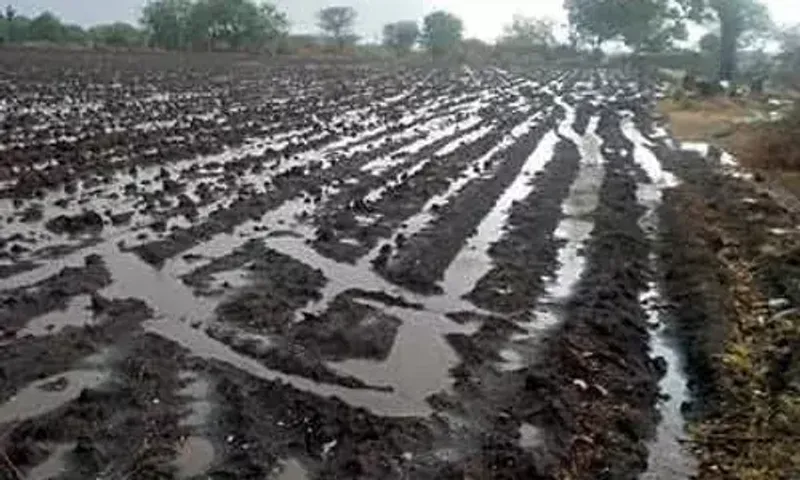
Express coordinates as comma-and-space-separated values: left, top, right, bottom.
393, 112, 544, 243
497, 348, 525, 372
364, 156, 434, 204
547, 218, 594, 299
622, 119, 678, 189
101, 247, 215, 326
179, 373, 213, 427
515, 103, 605, 339
641, 279, 697, 480
680, 141, 737, 167
274, 458, 309, 480
145, 318, 432, 417
269, 234, 405, 319
17, 295, 93, 338
441, 129, 559, 299
398, 114, 484, 156
26, 442, 75, 480
167, 195, 315, 278
174, 436, 215, 479
627, 120, 697, 479
0, 369, 108, 424
330, 301, 475, 407
519, 423, 543, 449
545, 113, 604, 301
434, 125, 495, 156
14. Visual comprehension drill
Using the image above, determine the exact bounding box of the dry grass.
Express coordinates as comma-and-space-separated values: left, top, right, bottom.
660, 96, 800, 197
737, 108, 800, 171
694, 249, 800, 479
657, 96, 752, 141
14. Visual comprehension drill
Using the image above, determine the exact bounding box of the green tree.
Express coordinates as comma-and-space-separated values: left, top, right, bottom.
619, 2, 690, 52
252, 3, 289, 53
63, 24, 88, 44
185, 0, 287, 51
699, 32, 721, 54
316, 6, 357, 50
777, 25, 800, 79
3, 5, 14, 42
564, 0, 617, 48
709, 0, 771, 81
498, 15, 556, 52
565, 0, 702, 51
382, 20, 418, 55
90, 23, 143, 47
28, 11, 65, 42
421, 10, 463, 58
141, 0, 193, 49
0, 7, 6, 43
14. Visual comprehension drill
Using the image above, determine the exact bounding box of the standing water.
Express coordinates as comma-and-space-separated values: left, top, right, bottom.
622, 115, 697, 479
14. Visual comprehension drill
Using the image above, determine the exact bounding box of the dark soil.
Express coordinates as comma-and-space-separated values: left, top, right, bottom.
468, 139, 581, 312
0, 254, 111, 333
0, 52, 747, 480
655, 135, 800, 477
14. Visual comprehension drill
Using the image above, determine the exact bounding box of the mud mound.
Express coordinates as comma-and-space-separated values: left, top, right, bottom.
45, 211, 104, 235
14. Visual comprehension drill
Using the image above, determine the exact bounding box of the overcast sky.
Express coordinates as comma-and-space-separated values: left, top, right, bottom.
9, 0, 800, 43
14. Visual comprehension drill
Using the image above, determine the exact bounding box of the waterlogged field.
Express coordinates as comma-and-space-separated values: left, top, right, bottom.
0, 49, 723, 479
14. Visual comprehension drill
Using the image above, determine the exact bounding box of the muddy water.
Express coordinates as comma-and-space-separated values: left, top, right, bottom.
434, 125, 496, 156
441, 129, 559, 299
102, 247, 215, 325
174, 436, 215, 478
269, 234, 405, 318
624, 118, 697, 479
360, 111, 484, 175
145, 318, 431, 416
179, 373, 213, 428
267, 233, 479, 408
17, 294, 92, 337
274, 458, 309, 480
640, 275, 697, 480
519, 423, 543, 449
176, 374, 215, 477
26, 442, 75, 480
166, 195, 315, 278
4, 209, 449, 417
515, 103, 605, 340
394, 110, 548, 243
330, 300, 476, 405
0, 368, 108, 424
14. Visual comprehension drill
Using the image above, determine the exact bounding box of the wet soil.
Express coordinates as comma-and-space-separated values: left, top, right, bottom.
655, 139, 800, 477
0, 53, 740, 479
0, 254, 111, 334
467, 139, 580, 312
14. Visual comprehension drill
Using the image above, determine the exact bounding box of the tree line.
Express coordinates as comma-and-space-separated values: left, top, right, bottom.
0, 5, 143, 46
0, 1, 470, 57
2, 0, 796, 84
564, 0, 774, 82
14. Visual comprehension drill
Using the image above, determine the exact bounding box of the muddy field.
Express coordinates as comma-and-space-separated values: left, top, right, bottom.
0, 49, 771, 479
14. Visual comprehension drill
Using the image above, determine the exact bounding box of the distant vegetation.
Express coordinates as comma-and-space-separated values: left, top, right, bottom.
0, 0, 797, 85
0, 5, 144, 47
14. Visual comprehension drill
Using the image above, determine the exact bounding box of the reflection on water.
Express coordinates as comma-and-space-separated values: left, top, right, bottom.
174, 436, 215, 479
274, 458, 309, 480
0, 369, 108, 425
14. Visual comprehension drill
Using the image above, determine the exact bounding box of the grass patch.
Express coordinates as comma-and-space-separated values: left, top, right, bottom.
659, 95, 800, 198
692, 251, 800, 479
